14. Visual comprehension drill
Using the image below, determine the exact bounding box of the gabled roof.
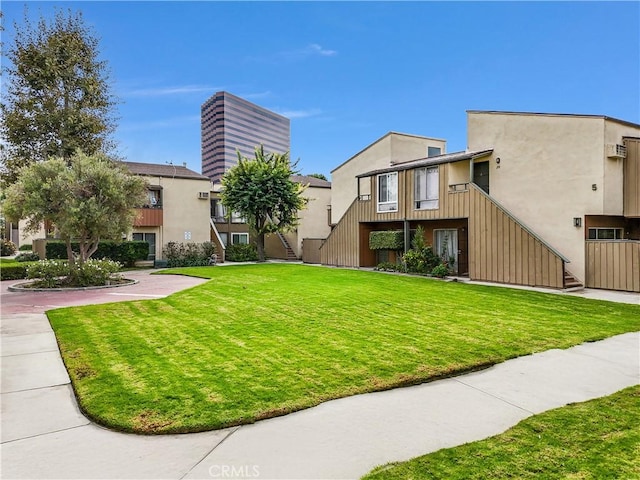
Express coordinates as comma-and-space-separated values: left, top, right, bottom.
330, 131, 446, 174
291, 175, 331, 188
357, 149, 493, 178
123, 161, 210, 181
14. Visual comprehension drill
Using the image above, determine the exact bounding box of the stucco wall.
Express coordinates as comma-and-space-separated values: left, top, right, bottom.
296, 185, 332, 255
467, 111, 640, 283
330, 133, 446, 224
131, 175, 212, 259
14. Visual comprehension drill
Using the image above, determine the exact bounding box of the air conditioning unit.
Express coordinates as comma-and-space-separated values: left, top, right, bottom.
198, 192, 210, 199
606, 143, 626, 159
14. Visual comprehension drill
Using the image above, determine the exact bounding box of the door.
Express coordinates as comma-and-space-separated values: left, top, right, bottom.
457, 227, 468, 275
434, 229, 458, 274
474, 161, 490, 194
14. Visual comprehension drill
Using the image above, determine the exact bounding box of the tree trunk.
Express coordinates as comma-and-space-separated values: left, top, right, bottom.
65, 237, 76, 268
256, 233, 266, 262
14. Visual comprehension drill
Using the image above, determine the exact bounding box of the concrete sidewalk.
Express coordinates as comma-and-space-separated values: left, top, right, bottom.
1, 272, 639, 479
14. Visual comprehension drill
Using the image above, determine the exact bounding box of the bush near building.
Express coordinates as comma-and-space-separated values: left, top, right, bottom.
46, 241, 149, 267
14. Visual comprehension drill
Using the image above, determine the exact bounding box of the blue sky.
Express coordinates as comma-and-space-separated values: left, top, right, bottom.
3, 1, 639, 178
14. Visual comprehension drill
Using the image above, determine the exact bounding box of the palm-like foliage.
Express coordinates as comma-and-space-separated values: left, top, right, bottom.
221, 146, 307, 261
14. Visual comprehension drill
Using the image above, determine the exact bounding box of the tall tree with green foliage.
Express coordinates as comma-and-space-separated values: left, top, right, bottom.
0, 9, 117, 185
3, 151, 147, 268
221, 146, 307, 262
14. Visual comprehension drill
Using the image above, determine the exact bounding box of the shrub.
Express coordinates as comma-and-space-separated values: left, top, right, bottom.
374, 262, 401, 272
226, 243, 258, 262
163, 241, 217, 267
69, 259, 123, 287
19, 244, 33, 251
26, 260, 70, 288
1, 239, 17, 256
15, 252, 40, 262
26, 258, 122, 288
45, 240, 149, 266
403, 246, 440, 274
431, 263, 449, 278
0, 263, 29, 280
369, 230, 404, 250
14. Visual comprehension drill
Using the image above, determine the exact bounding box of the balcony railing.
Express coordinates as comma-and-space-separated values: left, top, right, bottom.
134, 208, 163, 227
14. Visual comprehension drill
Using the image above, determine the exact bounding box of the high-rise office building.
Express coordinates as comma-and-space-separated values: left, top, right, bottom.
201, 91, 290, 183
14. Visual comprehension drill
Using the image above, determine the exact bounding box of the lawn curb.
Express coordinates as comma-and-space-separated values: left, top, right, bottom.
8, 278, 139, 292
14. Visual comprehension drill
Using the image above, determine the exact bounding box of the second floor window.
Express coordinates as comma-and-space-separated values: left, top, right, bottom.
146, 189, 162, 208
377, 172, 398, 212
415, 166, 439, 210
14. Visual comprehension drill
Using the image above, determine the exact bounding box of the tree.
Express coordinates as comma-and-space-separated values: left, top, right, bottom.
1, 9, 117, 185
307, 173, 328, 181
3, 151, 147, 269
221, 146, 307, 262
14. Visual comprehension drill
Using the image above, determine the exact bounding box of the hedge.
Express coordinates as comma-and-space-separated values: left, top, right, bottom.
369, 230, 404, 250
45, 241, 149, 267
226, 243, 258, 262
0, 263, 31, 280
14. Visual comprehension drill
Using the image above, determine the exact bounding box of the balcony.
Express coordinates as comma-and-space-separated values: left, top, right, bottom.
134, 207, 163, 227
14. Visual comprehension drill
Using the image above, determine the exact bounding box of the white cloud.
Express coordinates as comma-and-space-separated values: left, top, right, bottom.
124, 85, 220, 97
276, 108, 322, 119
118, 115, 200, 132
247, 44, 337, 63
307, 44, 337, 57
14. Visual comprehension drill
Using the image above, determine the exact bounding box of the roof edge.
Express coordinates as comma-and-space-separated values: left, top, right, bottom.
467, 110, 640, 129
330, 131, 447, 174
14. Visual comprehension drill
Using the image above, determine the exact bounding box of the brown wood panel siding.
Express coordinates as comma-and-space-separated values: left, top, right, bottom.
468, 185, 565, 289
302, 238, 323, 264
585, 241, 640, 292
320, 198, 371, 267
364, 164, 470, 223
133, 208, 163, 227
624, 138, 640, 217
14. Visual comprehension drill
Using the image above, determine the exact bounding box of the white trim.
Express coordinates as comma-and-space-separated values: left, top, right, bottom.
209, 218, 227, 250
377, 172, 398, 213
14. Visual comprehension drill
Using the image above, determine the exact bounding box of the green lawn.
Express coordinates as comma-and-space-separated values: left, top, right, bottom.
47, 264, 640, 434
364, 385, 640, 479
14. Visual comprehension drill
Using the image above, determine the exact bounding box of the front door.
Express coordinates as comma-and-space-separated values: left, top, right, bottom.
434, 229, 459, 274
474, 161, 490, 194
457, 227, 469, 275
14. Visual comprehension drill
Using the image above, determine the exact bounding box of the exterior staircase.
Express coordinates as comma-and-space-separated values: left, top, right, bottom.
563, 270, 584, 291
277, 232, 299, 261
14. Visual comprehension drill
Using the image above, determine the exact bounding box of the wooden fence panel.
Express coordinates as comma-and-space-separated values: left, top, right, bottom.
585, 241, 640, 292
468, 185, 566, 289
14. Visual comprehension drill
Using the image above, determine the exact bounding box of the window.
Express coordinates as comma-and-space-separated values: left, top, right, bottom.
132, 232, 156, 260
588, 228, 624, 240
231, 211, 246, 224
231, 233, 249, 245
415, 166, 439, 210
145, 189, 162, 208
377, 172, 398, 212
427, 146, 441, 158
211, 199, 227, 222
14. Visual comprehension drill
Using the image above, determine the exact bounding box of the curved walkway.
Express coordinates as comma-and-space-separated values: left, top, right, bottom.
1, 271, 638, 479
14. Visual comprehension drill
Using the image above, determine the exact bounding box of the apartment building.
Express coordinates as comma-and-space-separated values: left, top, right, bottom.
201, 91, 290, 184
210, 174, 332, 262
125, 162, 212, 261
321, 111, 640, 292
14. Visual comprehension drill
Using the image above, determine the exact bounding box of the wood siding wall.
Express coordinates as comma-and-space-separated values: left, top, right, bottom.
624, 138, 640, 217
585, 241, 640, 292
468, 185, 565, 289
359, 163, 470, 222
302, 238, 324, 264
320, 199, 370, 267
133, 208, 163, 227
